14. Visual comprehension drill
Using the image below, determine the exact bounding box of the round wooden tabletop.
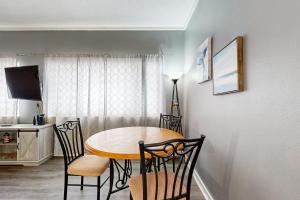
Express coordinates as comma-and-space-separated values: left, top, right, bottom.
85, 126, 183, 160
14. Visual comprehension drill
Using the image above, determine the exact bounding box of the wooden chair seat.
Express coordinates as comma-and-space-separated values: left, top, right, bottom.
129, 171, 186, 200
67, 155, 109, 177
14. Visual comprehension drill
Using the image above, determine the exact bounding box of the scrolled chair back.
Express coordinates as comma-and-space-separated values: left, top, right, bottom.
139, 135, 205, 200
53, 118, 84, 170
159, 113, 183, 134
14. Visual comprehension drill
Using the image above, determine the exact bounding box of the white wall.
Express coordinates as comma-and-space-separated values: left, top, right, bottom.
0, 31, 184, 122
16, 56, 44, 123
184, 0, 300, 199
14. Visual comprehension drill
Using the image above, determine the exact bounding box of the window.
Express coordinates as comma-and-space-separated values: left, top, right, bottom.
0, 57, 17, 119
45, 55, 162, 120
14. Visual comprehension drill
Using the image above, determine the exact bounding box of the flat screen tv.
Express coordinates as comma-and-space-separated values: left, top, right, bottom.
5, 65, 42, 101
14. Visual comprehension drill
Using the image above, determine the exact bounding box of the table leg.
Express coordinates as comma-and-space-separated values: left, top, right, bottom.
106, 159, 133, 200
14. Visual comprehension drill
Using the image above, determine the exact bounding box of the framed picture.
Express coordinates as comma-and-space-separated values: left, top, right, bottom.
195, 37, 212, 83
213, 36, 244, 95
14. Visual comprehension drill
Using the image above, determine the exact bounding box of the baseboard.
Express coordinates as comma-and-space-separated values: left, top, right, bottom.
192, 168, 214, 200
187, 161, 214, 200
0, 154, 54, 166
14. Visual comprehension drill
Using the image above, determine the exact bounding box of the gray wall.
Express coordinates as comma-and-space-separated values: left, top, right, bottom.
0, 31, 184, 122
184, 0, 300, 199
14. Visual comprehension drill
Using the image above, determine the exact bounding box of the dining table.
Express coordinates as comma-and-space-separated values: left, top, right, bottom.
85, 126, 183, 200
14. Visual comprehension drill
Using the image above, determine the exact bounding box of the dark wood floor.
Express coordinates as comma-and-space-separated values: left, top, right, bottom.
0, 157, 205, 200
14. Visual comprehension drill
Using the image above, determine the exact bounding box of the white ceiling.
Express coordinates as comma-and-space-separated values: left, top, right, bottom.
0, 0, 198, 31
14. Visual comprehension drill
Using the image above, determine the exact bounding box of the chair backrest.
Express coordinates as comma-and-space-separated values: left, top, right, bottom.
159, 113, 183, 134
53, 118, 84, 170
139, 135, 205, 200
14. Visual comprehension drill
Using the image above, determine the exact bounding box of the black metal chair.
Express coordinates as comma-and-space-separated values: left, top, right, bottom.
129, 135, 205, 200
53, 118, 110, 200
158, 114, 183, 171
159, 113, 183, 134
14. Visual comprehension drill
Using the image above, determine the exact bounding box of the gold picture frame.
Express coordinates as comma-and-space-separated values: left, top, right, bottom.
213, 36, 244, 95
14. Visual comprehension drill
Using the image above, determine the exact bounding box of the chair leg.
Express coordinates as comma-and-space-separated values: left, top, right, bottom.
97, 176, 101, 200
64, 174, 68, 200
130, 192, 133, 200
81, 176, 84, 190
106, 159, 114, 200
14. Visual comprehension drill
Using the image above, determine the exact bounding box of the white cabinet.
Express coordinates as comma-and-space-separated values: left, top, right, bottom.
0, 124, 53, 166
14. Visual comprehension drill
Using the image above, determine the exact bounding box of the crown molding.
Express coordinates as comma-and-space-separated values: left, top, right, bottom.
0, 0, 198, 31
183, 0, 199, 30
0, 26, 186, 31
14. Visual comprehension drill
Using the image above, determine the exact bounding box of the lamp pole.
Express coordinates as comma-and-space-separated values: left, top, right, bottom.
170, 79, 180, 116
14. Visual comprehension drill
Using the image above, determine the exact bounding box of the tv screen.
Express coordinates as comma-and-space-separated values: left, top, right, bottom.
5, 65, 42, 101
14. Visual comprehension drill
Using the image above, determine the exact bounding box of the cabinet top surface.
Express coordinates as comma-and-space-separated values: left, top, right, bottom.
0, 124, 52, 131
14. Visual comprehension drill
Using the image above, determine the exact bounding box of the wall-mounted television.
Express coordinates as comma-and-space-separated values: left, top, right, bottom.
5, 65, 42, 101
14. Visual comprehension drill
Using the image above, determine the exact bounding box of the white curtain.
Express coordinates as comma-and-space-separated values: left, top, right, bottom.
0, 57, 17, 123
44, 55, 163, 155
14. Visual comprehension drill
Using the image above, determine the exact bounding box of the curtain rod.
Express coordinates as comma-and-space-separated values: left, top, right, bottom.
15, 52, 166, 57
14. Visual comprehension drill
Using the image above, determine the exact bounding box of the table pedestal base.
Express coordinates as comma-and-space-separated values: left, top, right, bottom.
106, 159, 132, 200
